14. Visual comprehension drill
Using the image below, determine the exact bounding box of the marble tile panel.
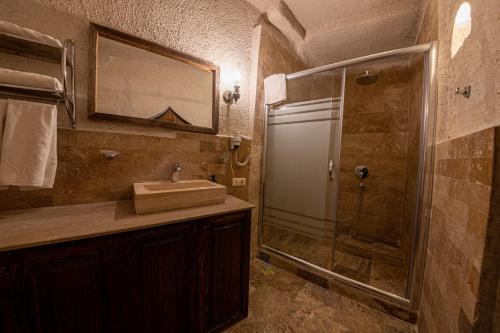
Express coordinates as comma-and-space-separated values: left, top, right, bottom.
420, 126, 497, 332
0, 129, 249, 210
371, 256, 408, 297
225, 260, 416, 333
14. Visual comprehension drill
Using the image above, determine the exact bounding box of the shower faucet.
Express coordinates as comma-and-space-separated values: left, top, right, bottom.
355, 165, 369, 179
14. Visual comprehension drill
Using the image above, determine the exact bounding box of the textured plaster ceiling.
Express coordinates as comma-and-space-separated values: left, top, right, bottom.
247, 0, 423, 66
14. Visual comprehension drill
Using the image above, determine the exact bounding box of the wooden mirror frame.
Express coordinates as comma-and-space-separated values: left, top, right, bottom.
88, 23, 220, 134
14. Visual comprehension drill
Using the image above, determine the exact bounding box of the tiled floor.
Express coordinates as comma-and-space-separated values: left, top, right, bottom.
225, 260, 416, 333
265, 230, 408, 297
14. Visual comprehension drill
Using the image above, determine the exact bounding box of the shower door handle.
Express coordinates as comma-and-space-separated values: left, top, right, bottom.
328, 160, 334, 181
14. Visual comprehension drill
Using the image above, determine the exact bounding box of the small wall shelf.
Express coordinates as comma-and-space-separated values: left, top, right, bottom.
0, 32, 76, 128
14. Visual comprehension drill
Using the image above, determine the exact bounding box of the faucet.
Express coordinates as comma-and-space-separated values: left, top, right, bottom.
171, 162, 181, 182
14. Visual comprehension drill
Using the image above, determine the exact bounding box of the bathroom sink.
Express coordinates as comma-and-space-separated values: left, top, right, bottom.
133, 180, 226, 214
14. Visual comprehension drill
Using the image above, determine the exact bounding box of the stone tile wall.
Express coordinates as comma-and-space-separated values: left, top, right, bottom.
0, 129, 249, 210
419, 128, 495, 332
337, 63, 411, 246
0, 0, 259, 210
417, 0, 500, 331
0, 0, 260, 137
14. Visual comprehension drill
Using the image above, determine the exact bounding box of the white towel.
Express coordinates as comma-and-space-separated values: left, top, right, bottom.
0, 20, 61, 48
0, 100, 57, 188
0, 68, 63, 91
264, 73, 287, 105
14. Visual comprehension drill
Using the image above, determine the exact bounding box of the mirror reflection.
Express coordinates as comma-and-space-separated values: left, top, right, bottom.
92, 26, 218, 133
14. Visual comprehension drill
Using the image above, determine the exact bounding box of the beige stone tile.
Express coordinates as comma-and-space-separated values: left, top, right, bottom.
470, 157, 494, 185
447, 178, 491, 212
370, 256, 408, 297
341, 132, 408, 158
350, 214, 378, 239
466, 207, 489, 243
333, 250, 371, 280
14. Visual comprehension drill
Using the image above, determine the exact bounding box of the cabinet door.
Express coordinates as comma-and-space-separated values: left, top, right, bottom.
19, 240, 108, 333
127, 222, 198, 333
0, 262, 32, 333
0, 262, 16, 333
206, 211, 251, 332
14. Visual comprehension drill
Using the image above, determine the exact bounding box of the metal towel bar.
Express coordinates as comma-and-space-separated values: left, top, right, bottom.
0, 32, 76, 128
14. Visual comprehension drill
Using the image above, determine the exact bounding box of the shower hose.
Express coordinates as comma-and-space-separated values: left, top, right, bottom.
335, 182, 365, 222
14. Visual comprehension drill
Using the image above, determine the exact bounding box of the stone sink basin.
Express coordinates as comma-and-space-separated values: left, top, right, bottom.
133, 180, 227, 214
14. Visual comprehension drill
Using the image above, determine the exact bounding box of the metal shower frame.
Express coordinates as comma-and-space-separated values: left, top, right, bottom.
258, 42, 438, 311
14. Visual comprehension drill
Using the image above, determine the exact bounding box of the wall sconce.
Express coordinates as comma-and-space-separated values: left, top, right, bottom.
223, 71, 241, 104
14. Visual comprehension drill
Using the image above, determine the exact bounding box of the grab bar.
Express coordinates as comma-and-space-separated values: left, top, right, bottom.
61, 39, 76, 129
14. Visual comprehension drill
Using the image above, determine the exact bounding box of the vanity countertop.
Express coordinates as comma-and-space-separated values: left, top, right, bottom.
0, 195, 254, 253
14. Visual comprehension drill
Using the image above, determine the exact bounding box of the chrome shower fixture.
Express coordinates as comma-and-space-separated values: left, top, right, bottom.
356, 71, 379, 85
354, 165, 369, 179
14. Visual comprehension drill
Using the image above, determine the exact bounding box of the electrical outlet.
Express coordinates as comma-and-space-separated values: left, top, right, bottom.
232, 177, 246, 187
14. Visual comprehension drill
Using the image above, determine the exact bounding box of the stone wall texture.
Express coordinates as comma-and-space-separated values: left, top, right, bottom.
0, 0, 260, 210
0, 129, 249, 210
0, 0, 260, 136
434, 0, 500, 143
418, 0, 500, 331
419, 128, 495, 332
338, 63, 411, 246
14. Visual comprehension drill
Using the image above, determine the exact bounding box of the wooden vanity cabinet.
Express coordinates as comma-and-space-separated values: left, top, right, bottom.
2, 209, 251, 333
16, 239, 109, 333
204, 212, 250, 332
112, 221, 199, 333
0, 255, 22, 333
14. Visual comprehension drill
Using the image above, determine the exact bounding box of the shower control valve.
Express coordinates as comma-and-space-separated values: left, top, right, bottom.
354, 165, 369, 179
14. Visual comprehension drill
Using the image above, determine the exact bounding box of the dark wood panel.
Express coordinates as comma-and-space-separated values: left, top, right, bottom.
20, 242, 108, 333
0, 263, 16, 333
1, 209, 251, 333
207, 212, 251, 331
0, 254, 34, 333
131, 223, 197, 333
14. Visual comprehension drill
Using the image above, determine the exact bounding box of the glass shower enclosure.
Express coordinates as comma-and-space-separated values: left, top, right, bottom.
263, 71, 344, 268
259, 43, 437, 310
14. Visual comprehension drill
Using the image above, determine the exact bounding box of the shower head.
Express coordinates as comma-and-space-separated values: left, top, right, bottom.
356, 71, 379, 86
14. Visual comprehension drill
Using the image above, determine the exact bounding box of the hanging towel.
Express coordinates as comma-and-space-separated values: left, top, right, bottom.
0, 100, 57, 188
0, 68, 63, 91
264, 73, 287, 105
0, 20, 61, 48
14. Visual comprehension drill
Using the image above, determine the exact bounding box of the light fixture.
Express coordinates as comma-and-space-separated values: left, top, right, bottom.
223, 71, 241, 104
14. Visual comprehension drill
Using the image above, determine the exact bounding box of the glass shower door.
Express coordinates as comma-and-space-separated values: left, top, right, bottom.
261, 70, 344, 271
259, 43, 437, 308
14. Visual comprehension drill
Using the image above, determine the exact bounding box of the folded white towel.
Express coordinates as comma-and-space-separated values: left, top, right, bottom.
0, 68, 63, 91
0, 20, 61, 48
0, 100, 57, 188
264, 73, 287, 105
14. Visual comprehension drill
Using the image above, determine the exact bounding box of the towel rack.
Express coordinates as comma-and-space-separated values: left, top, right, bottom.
0, 32, 76, 128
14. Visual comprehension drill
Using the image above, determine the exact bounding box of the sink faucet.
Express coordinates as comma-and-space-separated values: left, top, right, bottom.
171, 162, 181, 182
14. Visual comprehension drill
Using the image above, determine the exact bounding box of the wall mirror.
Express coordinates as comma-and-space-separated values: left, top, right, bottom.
89, 23, 219, 134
